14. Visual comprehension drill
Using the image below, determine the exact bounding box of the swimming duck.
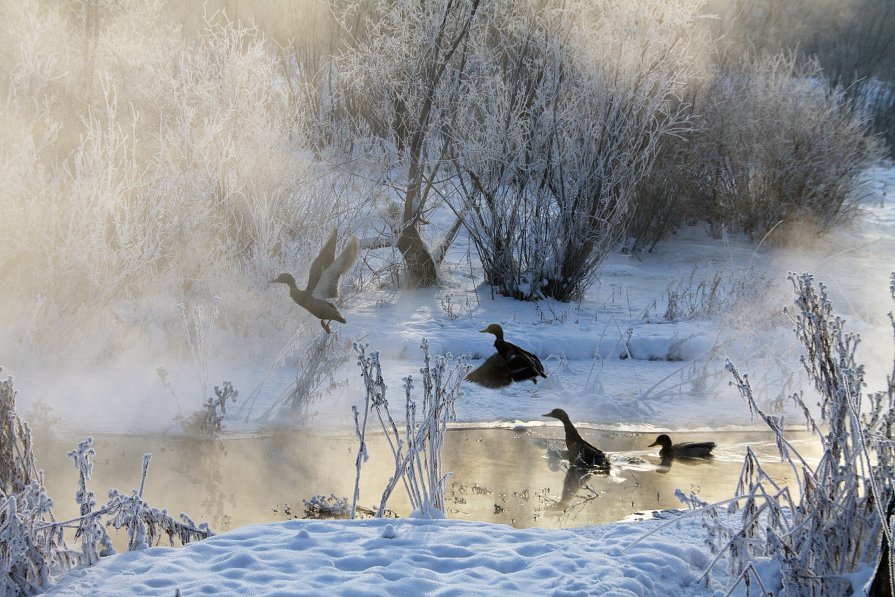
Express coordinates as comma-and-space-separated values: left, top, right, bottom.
543, 408, 609, 469
465, 324, 547, 388
648, 434, 715, 459
271, 228, 359, 333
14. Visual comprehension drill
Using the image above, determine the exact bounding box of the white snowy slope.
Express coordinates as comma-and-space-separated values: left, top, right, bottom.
43, 515, 725, 596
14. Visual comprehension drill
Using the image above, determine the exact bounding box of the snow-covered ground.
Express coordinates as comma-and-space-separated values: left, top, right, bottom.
11, 165, 895, 595
42, 515, 727, 596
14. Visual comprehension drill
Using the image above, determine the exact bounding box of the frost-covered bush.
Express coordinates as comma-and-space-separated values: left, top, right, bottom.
626, 126, 698, 254
635, 54, 883, 247
705, 0, 895, 153
252, 329, 352, 423
352, 340, 468, 518
712, 272, 895, 594
853, 78, 895, 158
302, 494, 352, 520
0, 374, 212, 594
0, 370, 66, 595
454, 0, 696, 300
0, 371, 37, 494
177, 382, 238, 439
0, 2, 354, 363
66, 437, 213, 556
662, 267, 745, 323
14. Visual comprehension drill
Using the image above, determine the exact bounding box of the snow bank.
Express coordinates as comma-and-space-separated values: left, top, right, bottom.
43, 515, 720, 596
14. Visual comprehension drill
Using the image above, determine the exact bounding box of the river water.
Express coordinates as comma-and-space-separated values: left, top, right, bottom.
32, 425, 818, 538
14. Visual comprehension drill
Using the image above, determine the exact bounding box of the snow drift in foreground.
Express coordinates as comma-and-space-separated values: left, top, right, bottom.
42, 515, 760, 596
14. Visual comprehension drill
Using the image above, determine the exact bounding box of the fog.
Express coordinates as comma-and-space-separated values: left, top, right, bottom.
1, 0, 893, 520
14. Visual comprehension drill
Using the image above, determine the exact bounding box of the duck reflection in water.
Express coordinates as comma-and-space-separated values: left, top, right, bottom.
554, 465, 609, 511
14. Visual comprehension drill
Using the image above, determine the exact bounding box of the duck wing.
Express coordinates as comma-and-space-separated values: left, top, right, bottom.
465, 353, 513, 388
674, 441, 716, 457
502, 341, 547, 379
312, 236, 359, 300
305, 229, 338, 292
573, 442, 609, 469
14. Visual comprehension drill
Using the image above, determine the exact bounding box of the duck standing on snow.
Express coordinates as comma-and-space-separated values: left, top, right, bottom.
270, 228, 359, 334
648, 434, 715, 459
465, 324, 547, 388
543, 408, 609, 469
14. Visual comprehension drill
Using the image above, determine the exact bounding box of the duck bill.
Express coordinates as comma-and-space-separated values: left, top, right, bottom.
647, 441, 659, 447
479, 328, 489, 333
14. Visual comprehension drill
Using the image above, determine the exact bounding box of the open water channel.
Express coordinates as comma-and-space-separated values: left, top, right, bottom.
32, 424, 819, 545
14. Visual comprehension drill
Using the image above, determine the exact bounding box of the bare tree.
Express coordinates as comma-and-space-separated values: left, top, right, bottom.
332, 0, 481, 287
453, 0, 695, 300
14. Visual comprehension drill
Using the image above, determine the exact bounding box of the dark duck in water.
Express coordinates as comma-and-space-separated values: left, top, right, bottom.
271, 228, 359, 334
465, 324, 547, 388
648, 434, 715, 459
543, 408, 609, 470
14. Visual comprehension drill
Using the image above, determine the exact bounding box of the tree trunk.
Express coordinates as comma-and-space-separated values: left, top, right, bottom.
397, 223, 438, 288
393, 0, 480, 289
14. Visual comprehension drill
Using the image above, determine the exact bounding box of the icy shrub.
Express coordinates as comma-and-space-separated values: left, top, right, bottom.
712, 272, 895, 594
352, 340, 468, 518
0, 371, 38, 494
302, 494, 352, 520
0, 374, 212, 594
626, 128, 699, 253
661, 266, 773, 324
176, 381, 238, 439
703, 0, 895, 156
300, 494, 397, 520
0, 369, 57, 595
454, 0, 695, 300
854, 77, 895, 158
636, 54, 883, 246
65, 437, 213, 557
0, 3, 353, 362
248, 329, 352, 424
177, 298, 221, 405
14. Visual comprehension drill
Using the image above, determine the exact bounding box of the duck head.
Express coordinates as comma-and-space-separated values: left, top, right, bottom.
543, 408, 570, 422
648, 434, 672, 450
270, 273, 297, 288
479, 323, 504, 340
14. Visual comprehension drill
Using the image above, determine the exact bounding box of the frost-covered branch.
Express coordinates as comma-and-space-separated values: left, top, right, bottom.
711, 272, 895, 594
1, 375, 212, 595
352, 339, 468, 518
453, 1, 696, 301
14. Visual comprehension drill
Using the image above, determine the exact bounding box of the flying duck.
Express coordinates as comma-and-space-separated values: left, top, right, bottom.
465, 324, 547, 388
271, 228, 359, 333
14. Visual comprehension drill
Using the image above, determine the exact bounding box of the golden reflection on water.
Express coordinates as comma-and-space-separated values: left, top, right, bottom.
32, 426, 820, 545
